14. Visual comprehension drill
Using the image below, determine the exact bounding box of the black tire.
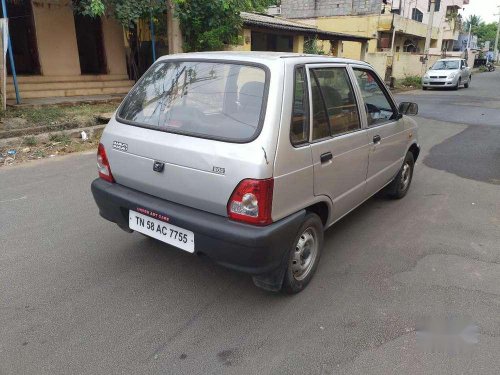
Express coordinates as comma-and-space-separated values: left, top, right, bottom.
464, 76, 470, 88
384, 151, 415, 200
422, 86, 428, 91
282, 213, 324, 294
454, 78, 460, 90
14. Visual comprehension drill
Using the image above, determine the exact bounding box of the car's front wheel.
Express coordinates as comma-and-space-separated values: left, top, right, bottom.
384, 151, 415, 199
282, 213, 324, 294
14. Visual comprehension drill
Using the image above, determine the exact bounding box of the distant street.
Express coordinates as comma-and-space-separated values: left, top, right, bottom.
1, 71, 499, 375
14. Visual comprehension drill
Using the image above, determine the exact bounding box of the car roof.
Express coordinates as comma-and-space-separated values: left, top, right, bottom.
157, 51, 371, 67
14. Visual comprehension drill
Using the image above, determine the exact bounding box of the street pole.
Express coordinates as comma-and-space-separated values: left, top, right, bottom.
467, 23, 472, 50
423, 0, 436, 72
1, 0, 20, 104
494, 7, 500, 62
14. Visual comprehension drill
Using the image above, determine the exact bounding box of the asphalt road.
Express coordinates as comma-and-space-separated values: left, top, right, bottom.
1, 72, 499, 375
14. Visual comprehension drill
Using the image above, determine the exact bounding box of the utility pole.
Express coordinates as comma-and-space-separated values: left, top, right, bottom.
423, 0, 436, 72
466, 23, 472, 50
495, 6, 500, 62
424, 0, 436, 55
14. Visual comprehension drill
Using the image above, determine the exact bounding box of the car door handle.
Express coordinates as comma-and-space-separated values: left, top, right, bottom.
373, 135, 381, 144
320, 152, 333, 164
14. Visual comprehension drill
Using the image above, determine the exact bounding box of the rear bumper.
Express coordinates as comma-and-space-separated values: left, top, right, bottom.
91, 179, 305, 275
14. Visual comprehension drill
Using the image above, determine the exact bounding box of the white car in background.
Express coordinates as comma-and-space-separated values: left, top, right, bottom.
422, 58, 472, 90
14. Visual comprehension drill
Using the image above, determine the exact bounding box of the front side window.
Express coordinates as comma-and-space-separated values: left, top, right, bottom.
310, 67, 361, 140
353, 69, 395, 126
290, 67, 309, 146
118, 61, 267, 142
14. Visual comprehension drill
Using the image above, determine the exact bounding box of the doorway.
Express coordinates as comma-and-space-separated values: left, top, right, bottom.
74, 14, 107, 74
1, 1, 40, 75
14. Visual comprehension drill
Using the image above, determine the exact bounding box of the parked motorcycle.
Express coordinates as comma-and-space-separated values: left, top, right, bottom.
486, 62, 496, 72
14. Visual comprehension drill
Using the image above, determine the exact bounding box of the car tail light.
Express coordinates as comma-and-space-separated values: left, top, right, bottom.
97, 143, 115, 183
227, 178, 274, 225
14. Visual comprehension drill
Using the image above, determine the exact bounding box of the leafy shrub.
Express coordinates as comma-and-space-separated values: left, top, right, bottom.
400, 75, 422, 88
23, 136, 37, 146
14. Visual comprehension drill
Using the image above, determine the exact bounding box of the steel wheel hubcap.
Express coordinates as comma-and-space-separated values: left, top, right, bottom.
291, 227, 318, 281
400, 163, 411, 191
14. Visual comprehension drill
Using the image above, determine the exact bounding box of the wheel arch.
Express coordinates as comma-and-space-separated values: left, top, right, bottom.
408, 142, 420, 162
305, 199, 331, 228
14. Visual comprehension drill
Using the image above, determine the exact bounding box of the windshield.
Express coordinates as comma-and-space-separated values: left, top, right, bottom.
431, 60, 460, 70
117, 61, 268, 142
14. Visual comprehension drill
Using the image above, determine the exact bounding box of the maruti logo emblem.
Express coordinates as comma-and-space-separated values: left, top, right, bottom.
153, 161, 165, 173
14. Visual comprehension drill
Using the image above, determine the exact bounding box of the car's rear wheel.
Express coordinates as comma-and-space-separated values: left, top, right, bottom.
464, 76, 471, 88
384, 152, 415, 199
282, 213, 324, 294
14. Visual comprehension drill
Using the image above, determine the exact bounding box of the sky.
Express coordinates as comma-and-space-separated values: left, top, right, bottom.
460, 0, 500, 24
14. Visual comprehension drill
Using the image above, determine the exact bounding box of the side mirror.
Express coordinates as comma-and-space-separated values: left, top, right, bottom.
398, 102, 418, 116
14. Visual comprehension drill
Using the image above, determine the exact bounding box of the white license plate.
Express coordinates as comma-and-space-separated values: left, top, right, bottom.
129, 211, 195, 253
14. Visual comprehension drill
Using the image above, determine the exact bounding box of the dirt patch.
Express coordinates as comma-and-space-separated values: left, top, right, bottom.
0, 103, 118, 138
0, 128, 103, 167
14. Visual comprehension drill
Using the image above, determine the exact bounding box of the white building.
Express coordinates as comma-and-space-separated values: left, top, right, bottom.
389, 0, 468, 54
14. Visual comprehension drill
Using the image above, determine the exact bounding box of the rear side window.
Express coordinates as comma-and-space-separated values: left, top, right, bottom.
310, 67, 361, 140
310, 72, 330, 140
290, 67, 309, 146
117, 61, 268, 142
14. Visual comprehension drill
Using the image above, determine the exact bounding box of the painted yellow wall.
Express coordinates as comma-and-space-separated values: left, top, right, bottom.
365, 52, 443, 79
31, 2, 127, 77
293, 35, 304, 53
101, 16, 127, 75
295, 14, 439, 60
32, 1, 81, 76
226, 29, 252, 51
226, 28, 304, 53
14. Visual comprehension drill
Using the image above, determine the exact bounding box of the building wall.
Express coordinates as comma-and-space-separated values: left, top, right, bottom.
101, 16, 127, 75
392, 0, 463, 53
31, 1, 127, 77
282, 0, 460, 55
365, 52, 442, 79
299, 15, 379, 59
226, 27, 304, 53
32, 1, 81, 76
226, 29, 252, 51
281, 0, 382, 19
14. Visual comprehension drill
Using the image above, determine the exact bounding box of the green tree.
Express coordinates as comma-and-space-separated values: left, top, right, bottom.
460, 15, 499, 51
73, 0, 167, 79
463, 14, 482, 34
175, 0, 276, 52
475, 22, 499, 50
73, 0, 166, 27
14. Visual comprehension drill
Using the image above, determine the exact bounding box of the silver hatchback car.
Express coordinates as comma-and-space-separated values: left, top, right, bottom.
422, 58, 472, 90
92, 52, 420, 293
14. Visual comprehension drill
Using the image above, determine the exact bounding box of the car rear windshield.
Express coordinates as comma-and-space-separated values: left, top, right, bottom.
117, 61, 268, 142
431, 61, 459, 70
